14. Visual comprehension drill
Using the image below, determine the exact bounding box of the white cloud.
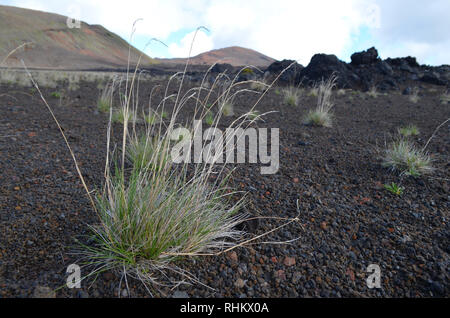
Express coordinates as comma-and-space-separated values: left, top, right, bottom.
6, 0, 450, 65
168, 30, 214, 58
202, 0, 375, 64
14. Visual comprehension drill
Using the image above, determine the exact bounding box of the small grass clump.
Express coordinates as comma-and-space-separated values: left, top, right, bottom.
97, 98, 111, 113
51, 91, 61, 98
382, 138, 433, 176
440, 90, 450, 104
367, 86, 378, 98
250, 80, 269, 92
112, 107, 138, 124
221, 101, 234, 117
241, 67, 254, 76
97, 81, 115, 113
308, 84, 319, 97
216, 82, 237, 117
398, 125, 419, 137
204, 112, 215, 126
247, 110, 261, 121
282, 86, 301, 106
303, 75, 336, 127
143, 112, 159, 126
303, 111, 332, 127
384, 182, 404, 195
409, 87, 420, 103
337, 89, 346, 96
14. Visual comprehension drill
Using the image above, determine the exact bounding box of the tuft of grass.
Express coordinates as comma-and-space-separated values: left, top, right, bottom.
76, 55, 271, 291
440, 90, 450, 104
337, 89, 346, 96
382, 138, 433, 176
282, 86, 301, 106
51, 91, 61, 98
303, 111, 333, 127
367, 85, 378, 98
23, 47, 301, 294
250, 80, 269, 92
216, 81, 237, 117
247, 110, 261, 121
384, 182, 404, 195
204, 111, 214, 126
398, 125, 419, 137
221, 101, 234, 117
241, 67, 254, 75
303, 75, 336, 127
85, 163, 244, 287
97, 99, 111, 113
126, 134, 170, 172
409, 87, 420, 103
111, 107, 138, 124
143, 112, 159, 126
97, 81, 115, 113
308, 84, 319, 97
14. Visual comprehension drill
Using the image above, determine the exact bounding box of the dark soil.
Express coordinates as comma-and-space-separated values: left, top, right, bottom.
0, 76, 449, 298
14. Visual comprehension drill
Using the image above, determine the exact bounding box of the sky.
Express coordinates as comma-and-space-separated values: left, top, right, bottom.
2, 0, 449, 66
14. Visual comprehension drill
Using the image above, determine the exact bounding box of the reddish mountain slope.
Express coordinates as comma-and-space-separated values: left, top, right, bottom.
156, 46, 276, 67
0, 5, 153, 69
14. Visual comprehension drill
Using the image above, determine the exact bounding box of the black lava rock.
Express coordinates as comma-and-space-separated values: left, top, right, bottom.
300, 53, 356, 88
264, 59, 304, 85
351, 47, 379, 65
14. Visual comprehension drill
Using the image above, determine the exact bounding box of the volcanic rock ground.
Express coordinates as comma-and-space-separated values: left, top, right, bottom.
0, 76, 449, 298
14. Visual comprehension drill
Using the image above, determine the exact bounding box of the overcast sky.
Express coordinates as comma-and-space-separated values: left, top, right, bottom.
2, 0, 449, 65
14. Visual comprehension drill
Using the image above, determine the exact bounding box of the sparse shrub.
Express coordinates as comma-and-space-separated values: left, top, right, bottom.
282, 86, 301, 106
303, 75, 336, 127
398, 125, 419, 137
382, 138, 433, 176
384, 182, 404, 195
